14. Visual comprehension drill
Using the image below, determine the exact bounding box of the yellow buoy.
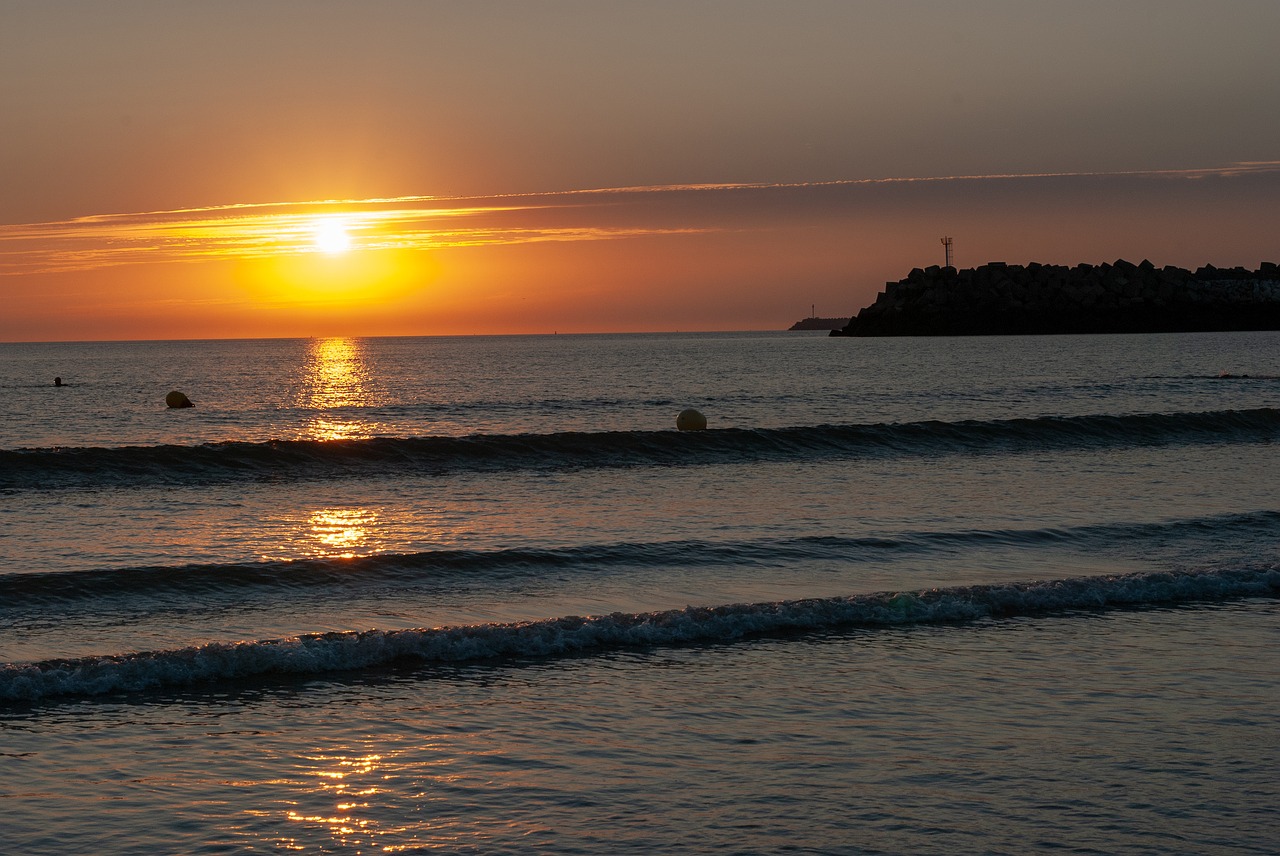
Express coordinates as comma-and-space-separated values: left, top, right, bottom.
676, 408, 707, 431
165, 390, 193, 408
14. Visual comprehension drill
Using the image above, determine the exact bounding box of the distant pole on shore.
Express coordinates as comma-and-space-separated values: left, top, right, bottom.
941, 236, 954, 268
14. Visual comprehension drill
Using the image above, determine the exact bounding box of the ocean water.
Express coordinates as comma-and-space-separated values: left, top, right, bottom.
1, 330, 1277, 854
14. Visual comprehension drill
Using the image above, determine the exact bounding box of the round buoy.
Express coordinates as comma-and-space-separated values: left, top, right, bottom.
165, 390, 193, 408
676, 408, 707, 431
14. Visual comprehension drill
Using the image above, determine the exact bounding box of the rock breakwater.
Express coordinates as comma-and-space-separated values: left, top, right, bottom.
831, 260, 1280, 336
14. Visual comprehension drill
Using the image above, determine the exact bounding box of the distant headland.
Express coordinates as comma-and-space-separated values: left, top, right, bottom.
788, 316, 850, 331
831, 260, 1280, 337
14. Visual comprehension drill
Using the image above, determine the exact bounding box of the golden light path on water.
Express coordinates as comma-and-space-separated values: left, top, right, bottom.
287, 753, 387, 848
235, 740, 552, 850
253, 336, 550, 568
307, 508, 380, 558
238, 752, 393, 851
235, 338, 525, 848
299, 337, 377, 418
292, 337, 389, 560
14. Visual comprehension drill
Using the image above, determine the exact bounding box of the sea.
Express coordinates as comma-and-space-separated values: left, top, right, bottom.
1, 330, 1277, 854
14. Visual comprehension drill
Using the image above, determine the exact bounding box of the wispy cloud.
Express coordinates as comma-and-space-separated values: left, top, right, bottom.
0, 196, 711, 275
3, 162, 1277, 276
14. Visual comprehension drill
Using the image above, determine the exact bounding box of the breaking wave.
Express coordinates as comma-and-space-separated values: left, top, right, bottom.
3, 567, 1276, 702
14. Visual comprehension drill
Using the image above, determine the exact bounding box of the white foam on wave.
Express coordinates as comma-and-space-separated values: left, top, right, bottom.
3, 567, 1276, 701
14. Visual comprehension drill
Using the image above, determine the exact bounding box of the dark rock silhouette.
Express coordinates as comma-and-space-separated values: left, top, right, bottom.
831, 260, 1280, 336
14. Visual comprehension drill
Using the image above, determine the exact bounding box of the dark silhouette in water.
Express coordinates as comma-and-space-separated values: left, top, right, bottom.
53, 377, 63, 387
832, 260, 1280, 336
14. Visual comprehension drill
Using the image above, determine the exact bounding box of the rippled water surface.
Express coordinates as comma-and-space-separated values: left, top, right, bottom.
2, 331, 1278, 853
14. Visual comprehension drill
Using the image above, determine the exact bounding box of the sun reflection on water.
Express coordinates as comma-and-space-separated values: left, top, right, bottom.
308, 507, 379, 558
234, 735, 566, 851
284, 752, 391, 850
301, 337, 371, 410
297, 337, 387, 440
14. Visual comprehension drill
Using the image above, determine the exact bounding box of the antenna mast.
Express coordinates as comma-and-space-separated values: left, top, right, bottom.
941, 236, 954, 268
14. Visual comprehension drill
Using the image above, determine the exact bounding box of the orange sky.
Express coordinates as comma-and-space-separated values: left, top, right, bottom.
2, 2, 1279, 341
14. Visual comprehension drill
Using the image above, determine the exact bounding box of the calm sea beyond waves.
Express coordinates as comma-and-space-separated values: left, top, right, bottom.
2, 330, 1277, 853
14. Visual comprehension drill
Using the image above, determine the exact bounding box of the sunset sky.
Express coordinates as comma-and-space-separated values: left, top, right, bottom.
3, 0, 1278, 341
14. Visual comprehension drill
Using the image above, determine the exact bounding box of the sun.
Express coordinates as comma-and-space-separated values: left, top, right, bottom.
313, 217, 353, 255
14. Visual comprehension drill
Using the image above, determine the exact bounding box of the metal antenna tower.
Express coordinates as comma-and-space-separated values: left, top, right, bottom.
941, 236, 954, 268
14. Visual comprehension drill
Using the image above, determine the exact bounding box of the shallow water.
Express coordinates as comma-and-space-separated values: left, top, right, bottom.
2, 331, 1278, 852
4, 603, 1275, 854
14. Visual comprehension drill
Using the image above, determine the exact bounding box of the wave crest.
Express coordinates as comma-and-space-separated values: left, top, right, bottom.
4, 567, 1275, 702
4, 408, 1279, 491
